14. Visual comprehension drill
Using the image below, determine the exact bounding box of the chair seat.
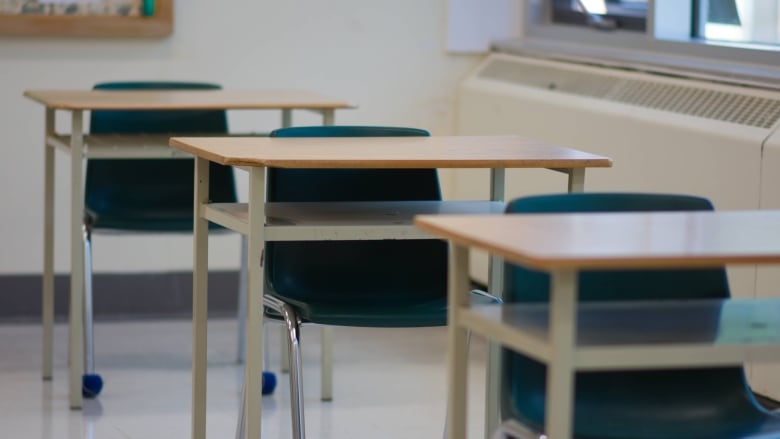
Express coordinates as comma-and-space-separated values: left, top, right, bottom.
269, 296, 447, 327
266, 291, 497, 327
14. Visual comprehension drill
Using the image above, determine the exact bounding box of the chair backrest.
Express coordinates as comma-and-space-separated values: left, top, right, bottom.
85, 81, 236, 231
265, 126, 447, 304
504, 193, 728, 304
268, 126, 440, 201
501, 193, 760, 438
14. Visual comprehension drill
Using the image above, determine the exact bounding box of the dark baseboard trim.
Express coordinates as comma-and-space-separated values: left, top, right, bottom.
0, 271, 239, 323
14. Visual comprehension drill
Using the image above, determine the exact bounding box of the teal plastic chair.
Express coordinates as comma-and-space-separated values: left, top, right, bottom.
81, 82, 265, 397
236, 126, 495, 439
499, 193, 780, 439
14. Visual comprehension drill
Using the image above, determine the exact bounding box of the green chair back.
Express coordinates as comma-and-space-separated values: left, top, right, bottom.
86, 81, 236, 231
264, 126, 448, 327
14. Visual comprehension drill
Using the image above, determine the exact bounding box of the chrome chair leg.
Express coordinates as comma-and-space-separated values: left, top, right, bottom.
265, 296, 306, 439
82, 223, 95, 376
236, 295, 306, 439
81, 222, 102, 397
289, 317, 305, 438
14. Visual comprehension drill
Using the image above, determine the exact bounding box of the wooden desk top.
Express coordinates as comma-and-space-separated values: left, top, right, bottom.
23, 89, 355, 111
415, 210, 780, 271
168, 135, 613, 169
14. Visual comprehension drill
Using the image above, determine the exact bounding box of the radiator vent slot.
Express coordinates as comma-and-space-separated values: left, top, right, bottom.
479, 58, 780, 129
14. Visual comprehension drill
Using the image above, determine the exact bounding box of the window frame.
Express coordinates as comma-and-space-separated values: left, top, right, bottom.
501, 0, 780, 89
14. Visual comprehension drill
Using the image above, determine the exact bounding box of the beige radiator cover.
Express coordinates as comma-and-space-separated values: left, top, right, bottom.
452, 52, 780, 400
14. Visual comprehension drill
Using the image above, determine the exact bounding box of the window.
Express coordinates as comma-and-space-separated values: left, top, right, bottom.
502, 0, 780, 88
552, 0, 648, 31
548, 1, 779, 45
697, 0, 780, 46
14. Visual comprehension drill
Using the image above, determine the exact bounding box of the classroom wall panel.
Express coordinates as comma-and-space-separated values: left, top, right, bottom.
0, 0, 481, 275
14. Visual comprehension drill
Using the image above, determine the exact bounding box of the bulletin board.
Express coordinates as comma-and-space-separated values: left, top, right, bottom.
0, 0, 172, 37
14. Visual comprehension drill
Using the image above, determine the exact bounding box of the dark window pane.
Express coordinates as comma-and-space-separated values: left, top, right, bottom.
708, 0, 741, 25
552, 0, 648, 31
697, 0, 780, 45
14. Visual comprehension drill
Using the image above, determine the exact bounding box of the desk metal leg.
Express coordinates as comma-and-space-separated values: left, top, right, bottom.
323, 109, 335, 126
278, 108, 293, 373
42, 108, 55, 382
245, 167, 267, 439
237, 236, 247, 364
319, 107, 336, 401
321, 326, 334, 401
546, 270, 578, 439
282, 109, 292, 129
192, 157, 210, 439
68, 110, 85, 409
447, 243, 471, 439
568, 168, 585, 193
484, 258, 503, 436
485, 168, 506, 437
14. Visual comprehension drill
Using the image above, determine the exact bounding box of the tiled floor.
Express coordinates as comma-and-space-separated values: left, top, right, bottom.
0, 318, 488, 438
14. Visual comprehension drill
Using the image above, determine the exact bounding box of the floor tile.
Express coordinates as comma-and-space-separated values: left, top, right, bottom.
0, 319, 487, 438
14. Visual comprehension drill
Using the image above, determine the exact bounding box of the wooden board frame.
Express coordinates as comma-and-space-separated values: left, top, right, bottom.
0, 0, 172, 37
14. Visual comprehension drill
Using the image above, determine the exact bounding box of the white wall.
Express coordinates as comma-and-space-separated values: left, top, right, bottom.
0, 0, 481, 275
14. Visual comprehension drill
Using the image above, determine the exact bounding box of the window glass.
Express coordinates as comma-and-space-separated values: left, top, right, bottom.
516, 0, 780, 86
699, 0, 780, 45
552, 0, 649, 31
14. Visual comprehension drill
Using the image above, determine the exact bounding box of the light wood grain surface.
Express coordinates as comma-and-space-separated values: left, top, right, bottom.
23, 89, 355, 110
169, 135, 613, 169
414, 210, 780, 270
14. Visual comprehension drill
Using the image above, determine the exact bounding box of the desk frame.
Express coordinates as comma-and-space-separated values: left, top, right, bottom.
413, 212, 780, 439
181, 135, 609, 439
30, 89, 352, 409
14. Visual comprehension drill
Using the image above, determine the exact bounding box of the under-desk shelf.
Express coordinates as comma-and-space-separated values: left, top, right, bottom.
461, 298, 780, 371
48, 134, 185, 158
203, 200, 506, 239
47, 133, 267, 159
